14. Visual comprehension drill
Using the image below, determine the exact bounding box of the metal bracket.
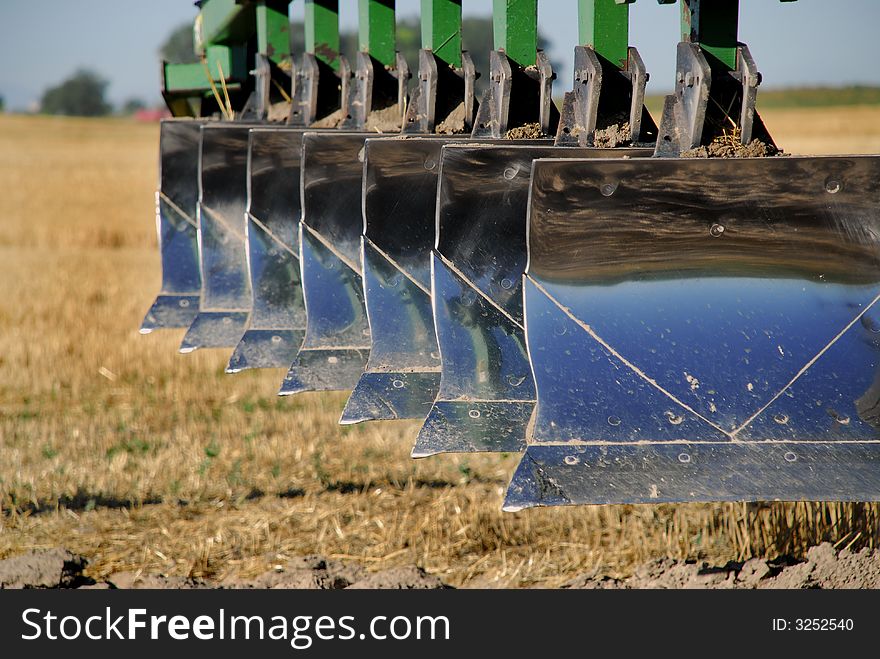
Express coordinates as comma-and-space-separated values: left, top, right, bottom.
242, 52, 297, 122
654, 41, 774, 157
471, 49, 558, 139
654, 42, 710, 155
734, 44, 760, 144
342, 51, 411, 130
249, 53, 272, 120
556, 46, 656, 147
403, 50, 477, 134
288, 53, 351, 126
555, 47, 600, 146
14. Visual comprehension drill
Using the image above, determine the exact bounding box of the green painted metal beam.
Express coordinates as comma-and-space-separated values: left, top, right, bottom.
680, 0, 739, 70
579, 0, 631, 70
256, 1, 292, 68
420, 0, 462, 68
305, 0, 341, 71
492, 0, 537, 68
358, 0, 397, 68
199, 0, 255, 46
164, 45, 248, 92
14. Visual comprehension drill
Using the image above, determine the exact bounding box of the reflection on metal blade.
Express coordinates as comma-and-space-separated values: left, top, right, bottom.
507, 155, 880, 508
180, 124, 255, 352
141, 120, 204, 333
504, 443, 880, 510
228, 128, 306, 372
414, 144, 651, 456
342, 137, 468, 424
283, 133, 373, 394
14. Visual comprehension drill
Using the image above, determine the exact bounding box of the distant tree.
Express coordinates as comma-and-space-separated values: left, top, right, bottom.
161, 23, 197, 64
121, 98, 148, 115
40, 70, 112, 117
0, 95, 5, 113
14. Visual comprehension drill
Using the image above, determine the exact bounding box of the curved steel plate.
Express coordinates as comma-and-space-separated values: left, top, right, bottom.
180, 123, 255, 352
141, 120, 204, 332
280, 224, 370, 394
413, 401, 533, 457
342, 372, 441, 424
228, 127, 306, 372
509, 155, 880, 507
179, 311, 250, 352
416, 144, 650, 456
343, 137, 467, 423
504, 443, 880, 510
286, 133, 374, 393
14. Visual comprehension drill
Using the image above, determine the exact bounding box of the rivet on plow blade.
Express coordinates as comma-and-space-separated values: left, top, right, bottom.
227, 128, 307, 372
140, 120, 204, 332
280, 132, 375, 395
505, 155, 880, 510
180, 124, 257, 352
412, 143, 651, 457
341, 136, 469, 425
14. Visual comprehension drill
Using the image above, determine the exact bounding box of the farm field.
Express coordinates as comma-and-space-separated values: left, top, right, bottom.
2, 104, 880, 588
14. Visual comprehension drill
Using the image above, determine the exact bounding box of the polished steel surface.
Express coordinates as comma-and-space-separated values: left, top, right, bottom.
504, 443, 880, 510
414, 144, 650, 456
227, 127, 306, 372
180, 124, 257, 352
281, 132, 374, 394
507, 155, 880, 508
342, 136, 468, 424
140, 120, 204, 332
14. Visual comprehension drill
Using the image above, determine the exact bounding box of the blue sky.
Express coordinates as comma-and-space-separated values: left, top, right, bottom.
1, 1, 879, 110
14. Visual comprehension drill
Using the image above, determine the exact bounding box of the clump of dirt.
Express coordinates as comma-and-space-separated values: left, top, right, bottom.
310, 109, 345, 129
347, 566, 451, 590
563, 543, 880, 589
236, 555, 367, 590
593, 122, 631, 148
768, 543, 880, 589
267, 101, 291, 123
435, 102, 468, 135
0, 549, 91, 589
107, 573, 207, 589
681, 134, 779, 158
505, 122, 546, 139
365, 105, 403, 133
0, 549, 452, 590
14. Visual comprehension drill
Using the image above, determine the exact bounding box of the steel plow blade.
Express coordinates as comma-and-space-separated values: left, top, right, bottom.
280, 132, 374, 396
227, 128, 306, 373
413, 144, 650, 457
180, 124, 257, 353
141, 120, 204, 333
341, 136, 470, 425
505, 155, 880, 510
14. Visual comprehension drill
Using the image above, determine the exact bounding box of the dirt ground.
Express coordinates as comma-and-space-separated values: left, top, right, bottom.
563, 542, 880, 589
4, 540, 879, 589
2, 105, 880, 588
0, 548, 449, 590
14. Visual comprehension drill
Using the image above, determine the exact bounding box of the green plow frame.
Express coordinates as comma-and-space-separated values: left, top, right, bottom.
140, 0, 880, 511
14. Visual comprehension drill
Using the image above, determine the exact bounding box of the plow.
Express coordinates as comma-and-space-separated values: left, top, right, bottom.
141, 0, 880, 510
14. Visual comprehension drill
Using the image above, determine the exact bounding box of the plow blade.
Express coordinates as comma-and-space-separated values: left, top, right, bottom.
413, 144, 650, 457
281, 133, 373, 396
141, 120, 204, 332
227, 128, 306, 372
505, 155, 880, 510
180, 124, 255, 352
341, 136, 469, 425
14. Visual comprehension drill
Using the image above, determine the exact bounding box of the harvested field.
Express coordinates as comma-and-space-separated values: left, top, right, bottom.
2, 106, 880, 588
